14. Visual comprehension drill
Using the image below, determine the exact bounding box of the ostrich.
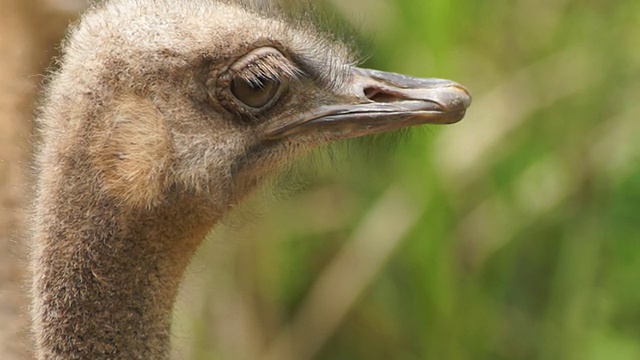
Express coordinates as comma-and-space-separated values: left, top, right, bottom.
31, 0, 471, 358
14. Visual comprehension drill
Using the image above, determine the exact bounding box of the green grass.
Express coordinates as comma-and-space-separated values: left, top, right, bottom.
173, 0, 640, 359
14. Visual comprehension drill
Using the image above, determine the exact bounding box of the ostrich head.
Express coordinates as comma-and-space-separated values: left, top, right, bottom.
32, 1, 471, 358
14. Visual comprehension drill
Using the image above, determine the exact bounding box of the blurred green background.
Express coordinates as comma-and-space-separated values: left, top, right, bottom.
4, 0, 637, 359
171, 0, 640, 359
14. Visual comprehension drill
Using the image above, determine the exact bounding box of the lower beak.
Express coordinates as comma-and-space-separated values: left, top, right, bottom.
264, 67, 471, 140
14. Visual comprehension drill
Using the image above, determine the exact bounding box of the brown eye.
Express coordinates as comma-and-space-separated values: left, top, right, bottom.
230, 76, 281, 109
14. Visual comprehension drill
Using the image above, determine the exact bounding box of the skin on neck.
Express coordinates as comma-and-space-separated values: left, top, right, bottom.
32, 172, 221, 358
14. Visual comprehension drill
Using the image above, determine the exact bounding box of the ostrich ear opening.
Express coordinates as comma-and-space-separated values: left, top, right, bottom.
93, 95, 175, 209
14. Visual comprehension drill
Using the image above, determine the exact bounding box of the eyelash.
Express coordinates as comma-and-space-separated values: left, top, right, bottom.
235, 54, 302, 84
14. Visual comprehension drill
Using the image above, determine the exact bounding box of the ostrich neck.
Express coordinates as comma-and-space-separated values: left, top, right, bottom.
32, 170, 217, 359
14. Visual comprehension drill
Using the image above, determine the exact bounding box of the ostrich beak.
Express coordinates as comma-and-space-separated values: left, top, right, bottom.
264, 67, 471, 140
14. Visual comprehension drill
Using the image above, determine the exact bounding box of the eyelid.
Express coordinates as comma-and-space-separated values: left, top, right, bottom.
229, 47, 304, 84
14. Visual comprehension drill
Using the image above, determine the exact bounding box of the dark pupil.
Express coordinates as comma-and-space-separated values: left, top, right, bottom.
230, 76, 280, 109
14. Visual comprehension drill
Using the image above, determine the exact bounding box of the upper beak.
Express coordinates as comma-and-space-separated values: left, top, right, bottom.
264, 67, 471, 140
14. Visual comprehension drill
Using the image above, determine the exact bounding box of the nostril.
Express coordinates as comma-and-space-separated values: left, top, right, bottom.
363, 86, 401, 103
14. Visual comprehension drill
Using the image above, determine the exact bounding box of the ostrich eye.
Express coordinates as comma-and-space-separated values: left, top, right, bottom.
230, 75, 281, 109
216, 46, 299, 116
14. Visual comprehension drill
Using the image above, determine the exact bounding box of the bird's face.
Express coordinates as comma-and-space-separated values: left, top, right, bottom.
59, 1, 470, 212
203, 44, 471, 201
